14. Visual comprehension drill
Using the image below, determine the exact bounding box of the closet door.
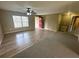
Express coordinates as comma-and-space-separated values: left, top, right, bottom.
0, 24, 3, 45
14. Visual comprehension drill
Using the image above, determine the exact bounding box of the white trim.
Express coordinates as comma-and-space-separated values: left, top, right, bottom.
4, 28, 35, 34
45, 28, 57, 32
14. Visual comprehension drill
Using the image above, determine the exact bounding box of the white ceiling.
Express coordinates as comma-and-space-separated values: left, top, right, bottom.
0, 1, 77, 15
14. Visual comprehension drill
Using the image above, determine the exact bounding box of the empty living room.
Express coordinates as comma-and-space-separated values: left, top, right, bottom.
0, 1, 79, 58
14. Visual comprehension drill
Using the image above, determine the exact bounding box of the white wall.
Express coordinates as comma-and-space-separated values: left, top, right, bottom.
35, 16, 39, 29
0, 10, 35, 34
45, 14, 59, 32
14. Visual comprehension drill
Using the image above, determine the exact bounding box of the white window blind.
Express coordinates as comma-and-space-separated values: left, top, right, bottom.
12, 16, 29, 28
22, 16, 29, 27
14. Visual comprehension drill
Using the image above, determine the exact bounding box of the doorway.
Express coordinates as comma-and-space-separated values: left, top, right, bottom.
35, 16, 45, 30
72, 16, 79, 33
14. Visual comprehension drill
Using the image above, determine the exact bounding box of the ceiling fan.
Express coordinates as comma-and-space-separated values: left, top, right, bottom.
26, 8, 36, 15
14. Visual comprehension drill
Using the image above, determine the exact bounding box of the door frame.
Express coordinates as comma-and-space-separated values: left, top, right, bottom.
71, 16, 79, 31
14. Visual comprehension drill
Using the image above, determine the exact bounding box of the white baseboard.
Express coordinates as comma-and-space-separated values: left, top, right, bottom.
4, 28, 35, 34
45, 28, 57, 32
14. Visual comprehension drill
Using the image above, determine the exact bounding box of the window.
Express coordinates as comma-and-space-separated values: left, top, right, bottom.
22, 16, 29, 27
12, 16, 29, 28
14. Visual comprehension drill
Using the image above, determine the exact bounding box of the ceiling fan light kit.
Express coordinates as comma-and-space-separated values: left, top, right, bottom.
26, 8, 33, 15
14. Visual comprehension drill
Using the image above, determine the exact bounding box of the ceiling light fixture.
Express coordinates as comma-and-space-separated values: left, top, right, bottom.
26, 8, 32, 15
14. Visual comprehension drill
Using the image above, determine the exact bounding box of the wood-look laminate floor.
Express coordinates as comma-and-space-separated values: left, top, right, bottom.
0, 30, 79, 57
0, 30, 46, 57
